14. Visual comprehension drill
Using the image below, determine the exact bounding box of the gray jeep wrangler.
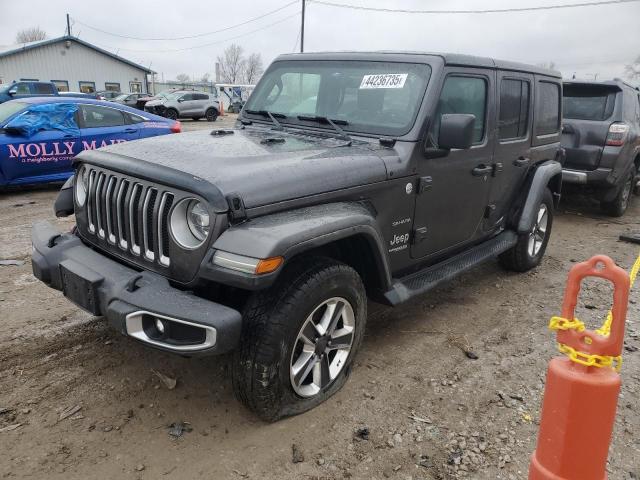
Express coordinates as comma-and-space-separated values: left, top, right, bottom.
32, 52, 563, 421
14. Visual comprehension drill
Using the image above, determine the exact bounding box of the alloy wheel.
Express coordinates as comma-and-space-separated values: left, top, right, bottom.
290, 297, 355, 398
528, 203, 548, 257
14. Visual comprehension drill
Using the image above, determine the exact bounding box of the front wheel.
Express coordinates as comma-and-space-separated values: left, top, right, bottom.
499, 188, 554, 272
164, 108, 178, 120
206, 108, 218, 122
231, 257, 366, 421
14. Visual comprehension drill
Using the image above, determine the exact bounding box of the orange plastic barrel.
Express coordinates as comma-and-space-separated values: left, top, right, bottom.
529, 255, 630, 480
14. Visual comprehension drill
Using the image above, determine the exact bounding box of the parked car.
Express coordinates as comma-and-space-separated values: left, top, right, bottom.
32, 52, 563, 421
145, 91, 220, 121
111, 93, 151, 109
0, 81, 57, 104
0, 97, 180, 187
561, 79, 640, 216
96, 91, 123, 101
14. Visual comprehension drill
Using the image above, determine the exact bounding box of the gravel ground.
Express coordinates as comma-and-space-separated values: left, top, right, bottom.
1, 133, 639, 479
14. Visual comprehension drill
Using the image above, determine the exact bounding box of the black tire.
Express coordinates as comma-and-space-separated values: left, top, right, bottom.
601, 167, 635, 217
231, 256, 367, 422
205, 108, 218, 122
164, 108, 178, 120
499, 188, 554, 272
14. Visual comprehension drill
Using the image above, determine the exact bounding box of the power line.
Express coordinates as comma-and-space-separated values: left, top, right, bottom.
88, 12, 301, 53
307, 0, 640, 14
72, 0, 298, 41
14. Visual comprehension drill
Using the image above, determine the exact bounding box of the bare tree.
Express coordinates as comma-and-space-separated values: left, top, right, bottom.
15, 26, 47, 44
200, 72, 211, 83
217, 44, 245, 84
243, 53, 264, 84
175, 73, 190, 83
625, 55, 640, 82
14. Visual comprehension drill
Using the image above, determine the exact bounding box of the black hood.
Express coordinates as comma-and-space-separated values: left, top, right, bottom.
76, 128, 389, 211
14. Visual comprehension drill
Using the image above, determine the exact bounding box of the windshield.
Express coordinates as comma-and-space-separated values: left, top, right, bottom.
164, 92, 185, 100
114, 94, 129, 101
0, 101, 27, 124
563, 85, 616, 121
244, 60, 432, 136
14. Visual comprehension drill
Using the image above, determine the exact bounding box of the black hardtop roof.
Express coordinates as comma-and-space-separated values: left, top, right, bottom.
274, 51, 562, 78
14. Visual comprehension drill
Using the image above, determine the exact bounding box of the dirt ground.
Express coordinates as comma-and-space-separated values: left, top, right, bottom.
1, 122, 640, 479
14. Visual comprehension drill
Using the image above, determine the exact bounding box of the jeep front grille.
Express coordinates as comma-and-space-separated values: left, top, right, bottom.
85, 168, 174, 267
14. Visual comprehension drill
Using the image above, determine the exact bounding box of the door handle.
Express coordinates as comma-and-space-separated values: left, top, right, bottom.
124, 128, 137, 133
514, 156, 530, 167
472, 165, 493, 176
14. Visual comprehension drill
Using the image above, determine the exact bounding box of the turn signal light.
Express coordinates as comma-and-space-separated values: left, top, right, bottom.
255, 257, 284, 275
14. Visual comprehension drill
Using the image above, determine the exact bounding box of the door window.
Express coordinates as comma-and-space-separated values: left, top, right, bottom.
80, 105, 126, 128
498, 79, 530, 140
535, 81, 560, 136
79, 81, 96, 93
433, 75, 487, 144
179, 94, 194, 101
34, 83, 55, 94
193, 93, 209, 100
13, 83, 30, 95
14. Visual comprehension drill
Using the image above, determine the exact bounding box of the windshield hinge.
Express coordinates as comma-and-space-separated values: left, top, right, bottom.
379, 137, 396, 147
226, 192, 247, 223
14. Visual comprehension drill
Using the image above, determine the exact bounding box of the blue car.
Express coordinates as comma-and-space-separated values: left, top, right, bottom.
0, 97, 181, 187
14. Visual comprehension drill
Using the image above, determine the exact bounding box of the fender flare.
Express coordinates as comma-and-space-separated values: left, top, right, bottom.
517, 160, 562, 234
208, 202, 392, 290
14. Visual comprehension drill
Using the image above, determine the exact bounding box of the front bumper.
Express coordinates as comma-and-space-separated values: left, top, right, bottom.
31, 221, 242, 356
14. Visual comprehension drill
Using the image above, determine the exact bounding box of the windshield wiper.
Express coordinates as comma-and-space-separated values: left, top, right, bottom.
245, 109, 286, 130
296, 115, 352, 142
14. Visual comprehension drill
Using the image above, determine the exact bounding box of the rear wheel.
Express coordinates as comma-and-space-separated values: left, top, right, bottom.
231, 257, 366, 421
206, 108, 218, 122
164, 108, 178, 120
500, 188, 554, 272
601, 168, 635, 217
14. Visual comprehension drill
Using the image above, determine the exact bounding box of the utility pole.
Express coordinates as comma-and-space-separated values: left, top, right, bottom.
66, 13, 72, 37
300, 0, 305, 53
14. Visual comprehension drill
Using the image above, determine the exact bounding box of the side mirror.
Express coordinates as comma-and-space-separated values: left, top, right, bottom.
438, 114, 476, 150
8, 87, 18, 96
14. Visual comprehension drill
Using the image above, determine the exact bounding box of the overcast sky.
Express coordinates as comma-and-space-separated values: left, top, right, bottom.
1, 0, 639, 83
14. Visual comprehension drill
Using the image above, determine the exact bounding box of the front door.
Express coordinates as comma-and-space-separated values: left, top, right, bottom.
487, 72, 534, 228
411, 68, 496, 259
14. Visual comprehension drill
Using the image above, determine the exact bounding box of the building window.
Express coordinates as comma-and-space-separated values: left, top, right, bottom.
105, 82, 120, 92
129, 81, 142, 93
79, 81, 96, 93
51, 80, 69, 92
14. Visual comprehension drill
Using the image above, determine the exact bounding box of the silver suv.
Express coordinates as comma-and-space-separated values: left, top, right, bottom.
145, 91, 220, 121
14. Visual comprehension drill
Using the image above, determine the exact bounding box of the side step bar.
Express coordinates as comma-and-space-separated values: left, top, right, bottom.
383, 231, 518, 306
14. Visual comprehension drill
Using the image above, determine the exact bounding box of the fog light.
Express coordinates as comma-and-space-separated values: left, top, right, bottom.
155, 318, 165, 334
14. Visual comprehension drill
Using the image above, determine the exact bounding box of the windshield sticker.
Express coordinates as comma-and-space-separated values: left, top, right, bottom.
360, 73, 408, 89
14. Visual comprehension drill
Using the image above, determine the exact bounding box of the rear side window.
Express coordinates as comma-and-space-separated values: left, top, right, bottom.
536, 81, 560, 136
34, 83, 55, 94
80, 105, 126, 128
194, 93, 209, 100
563, 85, 616, 121
435, 75, 487, 144
499, 79, 530, 140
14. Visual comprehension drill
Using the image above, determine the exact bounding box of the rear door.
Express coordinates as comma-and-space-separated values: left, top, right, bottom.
562, 83, 619, 170
411, 68, 496, 258
488, 72, 534, 226
192, 93, 210, 116
78, 104, 140, 152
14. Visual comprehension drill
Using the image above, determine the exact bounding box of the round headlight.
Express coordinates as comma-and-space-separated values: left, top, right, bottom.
170, 198, 211, 249
186, 200, 210, 241
75, 166, 89, 206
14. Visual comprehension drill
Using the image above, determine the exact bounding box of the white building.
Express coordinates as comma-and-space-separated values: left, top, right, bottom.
0, 36, 152, 94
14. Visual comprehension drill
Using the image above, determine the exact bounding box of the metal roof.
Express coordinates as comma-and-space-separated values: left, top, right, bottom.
0, 36, 153, 74
275, 51, 562, 78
